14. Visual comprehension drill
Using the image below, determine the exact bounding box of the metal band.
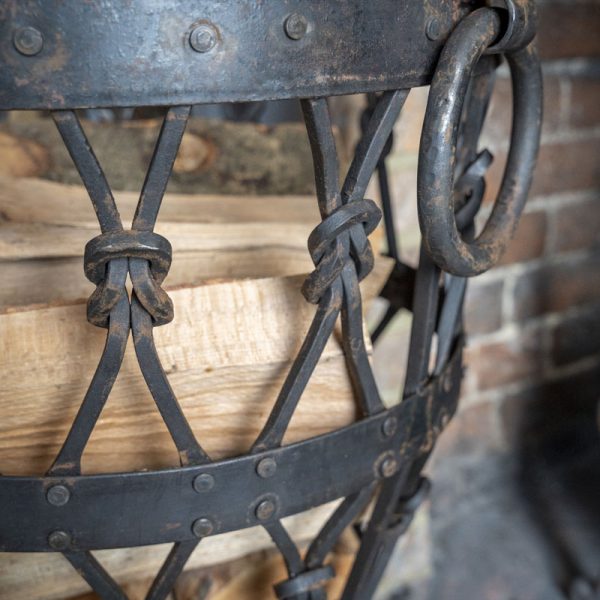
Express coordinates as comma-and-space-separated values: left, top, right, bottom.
0, 343, 461, 553
84, 231, 172, 287
0, 0, 474, 110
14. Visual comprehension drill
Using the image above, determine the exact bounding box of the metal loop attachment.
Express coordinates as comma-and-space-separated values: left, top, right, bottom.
302, 199, 382, 303
84, 230, 173, 327
485, 0, 537, 54
417, 7, 542, 276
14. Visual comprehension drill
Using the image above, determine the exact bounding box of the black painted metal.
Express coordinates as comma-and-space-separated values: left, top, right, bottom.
0, 1, 542, 598
0, 352, 461, 553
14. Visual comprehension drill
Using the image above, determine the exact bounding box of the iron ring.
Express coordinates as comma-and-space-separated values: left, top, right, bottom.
417, 7, 542, 276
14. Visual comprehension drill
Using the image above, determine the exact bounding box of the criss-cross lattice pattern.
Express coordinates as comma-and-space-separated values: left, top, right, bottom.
36, 76, 486, 598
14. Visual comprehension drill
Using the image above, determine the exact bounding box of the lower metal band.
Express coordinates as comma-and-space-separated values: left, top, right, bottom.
0, 343, 462, 553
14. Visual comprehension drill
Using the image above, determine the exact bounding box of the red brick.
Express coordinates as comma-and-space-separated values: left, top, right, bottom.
484, 138, 600, 203
554, 194, 600, 253
551, 303, 600, 366
465, 328, 544, 391
465, 280, 504, 336
530, 138, 600, 197
513, 250, 600, 320
570, 77, 600, 129
498, 211, 547, 266
482, 76, 562, 147
537, 3, 600, 60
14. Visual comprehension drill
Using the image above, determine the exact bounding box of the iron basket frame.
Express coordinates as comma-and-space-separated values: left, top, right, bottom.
0, 1, 542, 599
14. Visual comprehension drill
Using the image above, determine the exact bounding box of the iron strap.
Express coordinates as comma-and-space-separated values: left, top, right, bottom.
0, 341, 462, 553
0, 0, 474, 110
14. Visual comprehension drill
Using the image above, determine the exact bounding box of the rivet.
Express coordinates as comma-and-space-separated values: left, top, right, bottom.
380, 457, 398, 479
256, 457, 277, 479
284, 13, 308, 40
48, 530, 71, 550
13, 26, 44, 56
381, 416, 397, 438
255, 499, 276, 521
46, 485, 70, 507
425, 17, 443, 41
192, 517, 214, 538
189, 23, 218, 53
193, 473, 215, 493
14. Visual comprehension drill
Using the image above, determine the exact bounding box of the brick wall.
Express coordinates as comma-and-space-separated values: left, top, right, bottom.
462, 0, 600, 454
372, 1, 600, 597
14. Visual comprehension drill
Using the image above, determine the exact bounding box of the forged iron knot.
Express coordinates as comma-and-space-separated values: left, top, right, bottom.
302, 199, 382, 304
84, 230, 174, 328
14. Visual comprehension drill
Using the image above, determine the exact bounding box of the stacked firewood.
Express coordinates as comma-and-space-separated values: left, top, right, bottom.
0, 115, 388, 599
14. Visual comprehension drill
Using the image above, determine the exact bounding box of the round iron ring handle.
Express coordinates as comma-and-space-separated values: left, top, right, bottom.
417, 7, 542, 276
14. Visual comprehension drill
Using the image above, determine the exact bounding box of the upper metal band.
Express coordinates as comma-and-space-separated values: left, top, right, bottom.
0, 0, 473, 110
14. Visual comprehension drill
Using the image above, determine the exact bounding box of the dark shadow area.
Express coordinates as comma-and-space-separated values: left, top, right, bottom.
513, 368, 600, 599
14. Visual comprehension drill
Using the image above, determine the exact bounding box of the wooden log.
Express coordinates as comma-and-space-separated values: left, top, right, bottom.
0, 176, 383, 308
0, 269, 391, 474
0, 176, 318, 226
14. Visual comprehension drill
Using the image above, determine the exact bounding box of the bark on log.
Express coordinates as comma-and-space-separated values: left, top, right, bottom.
1, 115, 321, 195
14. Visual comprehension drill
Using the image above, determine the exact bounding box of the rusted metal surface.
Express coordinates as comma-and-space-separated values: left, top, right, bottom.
417, 7, 543, 276
0, 0, 472, 110
0, 1, 542, 598
0, 349, 462, 552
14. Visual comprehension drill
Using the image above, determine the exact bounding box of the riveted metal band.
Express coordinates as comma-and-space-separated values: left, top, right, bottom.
0, 0, 475, 110
0, 342, 461, 553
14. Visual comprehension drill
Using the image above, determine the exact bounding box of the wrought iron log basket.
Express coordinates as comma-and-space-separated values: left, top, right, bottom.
0, 1, 542, 598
